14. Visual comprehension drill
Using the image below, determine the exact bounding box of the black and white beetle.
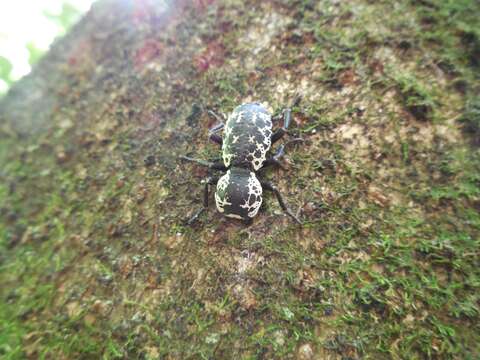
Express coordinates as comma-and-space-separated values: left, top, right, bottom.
181, 100, 302, 225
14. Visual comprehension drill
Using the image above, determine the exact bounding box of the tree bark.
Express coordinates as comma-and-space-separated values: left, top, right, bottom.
1, 0, 479, 358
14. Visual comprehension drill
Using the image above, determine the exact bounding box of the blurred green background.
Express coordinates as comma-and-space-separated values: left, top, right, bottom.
0, 1, 94, 96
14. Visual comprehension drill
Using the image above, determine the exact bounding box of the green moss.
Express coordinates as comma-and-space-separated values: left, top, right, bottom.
0, 308, 26, 359
414, 0, 480, 72
394, 73, 436, 121
459, 95, 480, 145
1, 0, 480, 358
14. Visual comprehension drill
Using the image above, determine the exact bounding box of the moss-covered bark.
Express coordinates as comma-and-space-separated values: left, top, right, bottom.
1, 0, 479, 358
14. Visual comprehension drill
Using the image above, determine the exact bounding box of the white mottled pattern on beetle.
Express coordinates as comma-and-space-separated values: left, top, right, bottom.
215, 170, 232, 213
214, 169, 263, 220
225, 213, 244, 220
222, 103, 273, 171
239, 172, 263, 217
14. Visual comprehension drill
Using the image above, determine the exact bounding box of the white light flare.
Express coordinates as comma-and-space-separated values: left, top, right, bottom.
0, 0, 94, 81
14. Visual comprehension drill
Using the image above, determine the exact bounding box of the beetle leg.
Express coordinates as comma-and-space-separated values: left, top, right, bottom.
273, 144, 286, 161
179, 156, 227, 171
187, 176, 219, 225
260, 144, 286, 171
261, 158, 285, 171
209, 133, 223, 146
243, 218, 253, 226
271, 108, 291, 144
207, 110, 226, 124
261, 181, 302, 224
271, 95, 302, 144
271, 128, 287, 143
261, 137, 306, 174
284, 137, 304, 147
209, 121, 224, 133
208, 117, 224, 146
272, 113, 283, 122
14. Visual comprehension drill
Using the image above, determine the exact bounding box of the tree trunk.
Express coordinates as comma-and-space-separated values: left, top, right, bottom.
1, 0, 479, 358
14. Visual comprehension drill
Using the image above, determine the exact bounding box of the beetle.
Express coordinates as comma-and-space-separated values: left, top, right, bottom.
181, 99, 302, 225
